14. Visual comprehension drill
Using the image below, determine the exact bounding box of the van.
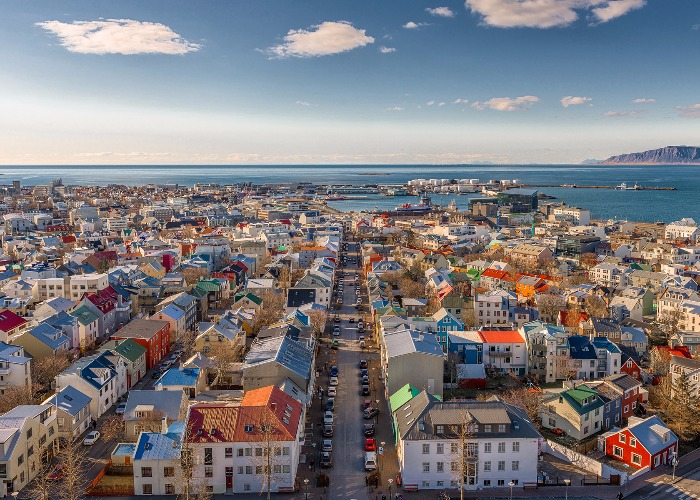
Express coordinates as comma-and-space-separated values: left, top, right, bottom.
364, 451, 377, 471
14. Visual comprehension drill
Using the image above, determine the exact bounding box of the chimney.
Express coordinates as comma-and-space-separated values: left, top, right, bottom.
161, 416, 168, 434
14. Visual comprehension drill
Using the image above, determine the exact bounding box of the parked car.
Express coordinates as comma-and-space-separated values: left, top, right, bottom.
363, 408, 379, 419
363, 423, 375, 437
359, 359, 368, 369
361, 375, 369, 384
360, 368, 368, 377
551, 427, 566, 436
365, 438, 376, 452
330, 365, 339, 376
320, 451, 333, 468
330, 376, 339, 386
331, 340, 339, 349
325, 398, 335, 412
83, 431, 101, 445
332, 329, 341, 337
115, 402, 127, 415
363, 399, 372, 410
328, 386, 337, 397
361, 385, 370, 396
334, 316, 341, 323
349, 318, 355, 323
364, 451, 377, 471
151, 368, 162, 379
323, 424, 334, 437
360, 340, 366, 349
322, 439, 333, 452
46, 465, 64, 482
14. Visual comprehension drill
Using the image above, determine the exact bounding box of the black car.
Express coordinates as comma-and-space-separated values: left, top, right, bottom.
361, 384, 370, 396
359, 359, 368, 369
363, 408, 380, 419
361, 375, 369, 384
363, 423, 375, 437
320, 452, 333, 468
325, 398, 335, 412
323, 424, 334, 437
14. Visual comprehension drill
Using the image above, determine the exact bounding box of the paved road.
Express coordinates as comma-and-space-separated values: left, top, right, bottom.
625, 460, 700, 500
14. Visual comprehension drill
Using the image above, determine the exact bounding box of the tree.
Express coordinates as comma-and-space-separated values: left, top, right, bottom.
461, 307, 478, 330
56, 437, 88, 500
308, 309, 328, 340
579, 252, 599, 270
209, 342, 245, 387
277, 265, 292, 291
585, 295, 609, 319
399, 276, 425, 299
563, 304, 583, 331
100, 414, 126, 442
669, 372, 700, 441
0, 384, 38, 414
176, 427, 213, 500
253, 290, 285, 334
500, 387, 541, 429
25, 445, 55, 500
449, 411, 476, 500
33, 352, 73, 390
658, 308, 684, 336
537, 294, 566, 323
182, 267, 208, 285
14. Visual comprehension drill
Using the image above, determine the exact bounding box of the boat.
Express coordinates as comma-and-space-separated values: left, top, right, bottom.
324, 192, 347, 201
395, 194, 433, 213
616, 182, 640, 190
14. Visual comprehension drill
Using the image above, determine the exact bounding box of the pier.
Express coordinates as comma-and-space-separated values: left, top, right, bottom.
524, 184, 677, 191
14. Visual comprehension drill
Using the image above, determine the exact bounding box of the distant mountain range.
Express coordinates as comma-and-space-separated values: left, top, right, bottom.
600, 146, 700, 164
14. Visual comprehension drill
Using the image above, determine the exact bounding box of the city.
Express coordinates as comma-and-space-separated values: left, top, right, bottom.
0, 178, 699, 499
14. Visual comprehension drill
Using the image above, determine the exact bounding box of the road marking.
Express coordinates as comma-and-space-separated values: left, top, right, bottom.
667, 486, 677, 493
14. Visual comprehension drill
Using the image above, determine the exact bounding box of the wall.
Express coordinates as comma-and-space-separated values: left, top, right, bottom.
543, 440, 630, 483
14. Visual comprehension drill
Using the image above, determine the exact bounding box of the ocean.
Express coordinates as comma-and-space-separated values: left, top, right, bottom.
1, 164, 697, 223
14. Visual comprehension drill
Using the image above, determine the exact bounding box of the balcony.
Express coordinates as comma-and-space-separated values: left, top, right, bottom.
489, 351, 512, 358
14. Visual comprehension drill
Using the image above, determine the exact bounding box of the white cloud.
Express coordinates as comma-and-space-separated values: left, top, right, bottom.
453, 98, 469, 105
386, 106, 404, 112
267, 21, 373, 58
438, 101, 446, 107
426, 100, 436, 106
464, 0, 646, 29
403, 21, 429, 29
676, 104, 700, 118
379, 46, 396, 53
295, 100, 312, 106
426, 6, 456, 17
602, 110, 643, 117
472, 95, 539, 111
561, 96, 592, 107
632, 98, 655, 104
35, 19, 201, 55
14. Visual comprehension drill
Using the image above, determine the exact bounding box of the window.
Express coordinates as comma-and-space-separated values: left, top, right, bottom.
205, 466, 213, 478
498, 442, 506, 453
584, 426, 589, 434
422, 481, 430, 488
630, 438, 636, 447
283, 465, 291, 473
423, 462, 430, 473
142, 484, 152, 495
484, 443, 492, 453
484, 424, 492, 433
165, 484, 175, 494
498, 461, 505, 471
422, 443, 430, 454
164, 467, 174, 477
498, 424, 506, 433
237, 448, 244, 457
631, 453, 642, 466
26, 428, 32, 439
437, 480, 445, 487
484, 461, 491, 471
498, 480, 505, 486
204, 448, 213, 465
273, 465, 282, 474
244, 484, 251, 491
245, 466, 253, 475
620, 434, 626, 443
484, 480, 491, 486
28, 446, 34, 457
512, 461, 519, 471
255, 447, 263, 457
624, 405, 629, 414
436, 443, 444, 454
237, 466, 244, 475
283, 446, 290, 456
244, 448, 252, 457
225, 447, 233, 458
613, 446, 623, 458
141, 467, 152, 477
451, 443, 459, 453
437, 462, 444, 473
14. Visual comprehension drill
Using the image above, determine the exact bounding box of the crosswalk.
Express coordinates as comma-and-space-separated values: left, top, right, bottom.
664, 484, 700, 499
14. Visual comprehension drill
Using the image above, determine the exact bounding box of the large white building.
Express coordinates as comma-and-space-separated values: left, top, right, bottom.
665, 218, 698, 243
394, 393, 541, 491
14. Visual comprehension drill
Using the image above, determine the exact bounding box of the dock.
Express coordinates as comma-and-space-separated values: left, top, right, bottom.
524, 184, 676, 191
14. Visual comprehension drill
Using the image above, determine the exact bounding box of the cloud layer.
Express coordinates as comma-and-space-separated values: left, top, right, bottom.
465, 0, 646, 28
472, 95, 539, 111
268, 21, 373, 58
403, 21, 429, 29
632, 98, 655, 104
426, 7, 456, 17
36, 19, 201, 55
676, 104, 700, 118
561, 96, 592, 107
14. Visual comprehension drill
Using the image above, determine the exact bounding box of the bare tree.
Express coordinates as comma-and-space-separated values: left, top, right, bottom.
57, 437, 88, 500
0, 384, 38, 414
500, 387, 541, 429
33, 352, 73, 389
277, 265, 292, 291
536, 294, 566, 323
449, 411, 476, 500
461, 307, 478, 330
176, 427, 213, 500
25, 445, 55, 500
100, 414, 126, 442
209, 342, 245, 387
398, 276, 425, 299
308, 309, 328, 340
253, 290, 285, 334
585, 295, 608, 319
182, 268, 208, 286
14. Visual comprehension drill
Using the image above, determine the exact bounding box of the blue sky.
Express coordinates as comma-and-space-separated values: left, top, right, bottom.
1, 0, 699, 165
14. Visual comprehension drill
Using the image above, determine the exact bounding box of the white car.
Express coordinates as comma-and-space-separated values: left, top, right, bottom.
324, 411, 334, 424
329, 376, 339, 386
83, 431, 101, 446
115, 402, 127, 415
328, 386, 337, 397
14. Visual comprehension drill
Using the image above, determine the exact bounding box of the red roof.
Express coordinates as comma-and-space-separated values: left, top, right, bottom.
477, 330, 524, 344
233, 386, 302, 442
656, 345, 692, 359
0, 309, 27, 332
186, 403, 240, 443
84, 287, 118, 314
481, 269, 510, 280
62, 235, 77, 244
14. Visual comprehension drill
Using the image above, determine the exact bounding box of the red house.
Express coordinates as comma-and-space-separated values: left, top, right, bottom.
618, 345, 642, 381
111, 318, 170, 369
605, 416, 678, 471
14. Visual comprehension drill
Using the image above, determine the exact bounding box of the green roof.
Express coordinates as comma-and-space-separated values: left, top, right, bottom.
562, 386, 605, 415
69, 305, 99, 326
234, 292, 262, 306
196, 279, 222, 293
114, 338, 147, 363
390, 384, 421, 412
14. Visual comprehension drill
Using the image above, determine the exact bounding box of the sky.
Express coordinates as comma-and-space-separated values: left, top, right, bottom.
1, 0, 699, 165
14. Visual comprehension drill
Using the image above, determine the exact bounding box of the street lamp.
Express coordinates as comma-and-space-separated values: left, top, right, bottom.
375, 399, 380, 424
380, 441, 386, 471
671, 451, 679, 480
388, 478, 393, 498
564, 478, 571, 500
508, 481, 515, 500
304, 478, 310, 500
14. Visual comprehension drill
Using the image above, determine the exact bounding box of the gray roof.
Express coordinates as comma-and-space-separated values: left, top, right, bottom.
47, 385, 92, 416
243, 336, 313, 381
124, 390, 186, 422
604, 373, 642, 391
385, 329, 444, 359
670, 355, 700, 371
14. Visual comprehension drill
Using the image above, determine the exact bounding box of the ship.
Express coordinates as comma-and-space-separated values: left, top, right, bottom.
616, 182, 640, 190
395, 194, 433, 213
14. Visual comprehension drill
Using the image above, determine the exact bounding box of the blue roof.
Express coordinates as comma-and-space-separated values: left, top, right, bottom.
27, 323, 70, 350
568, 335, 598, 359
48, 385, 91, 416
155, 367, 200, 388
113, 443, 136, 457
593, 337, 621, 353
160, 303, 185, 321
133, 423, 185, 461
0, 342, 31, 365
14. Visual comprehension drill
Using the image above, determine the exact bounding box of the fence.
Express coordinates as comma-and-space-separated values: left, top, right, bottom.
543, 440, 630, 484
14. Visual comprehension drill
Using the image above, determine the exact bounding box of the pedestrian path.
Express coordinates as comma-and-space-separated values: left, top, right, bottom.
664, 484, 700, 500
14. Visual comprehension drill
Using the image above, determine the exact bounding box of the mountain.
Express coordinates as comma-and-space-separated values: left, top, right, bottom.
602, 146, 700, 164
580, 158, 603, 164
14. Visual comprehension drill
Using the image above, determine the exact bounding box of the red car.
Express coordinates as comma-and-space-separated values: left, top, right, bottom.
551, 427, 565, 436
365, 438, 376, 452
47, 465, 64, 482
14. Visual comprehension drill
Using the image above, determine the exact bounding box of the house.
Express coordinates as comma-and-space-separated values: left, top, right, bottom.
151, 303, 187, 343
111, 318, 171, 370
13, 322, 70, 359
669, 355, 700, 400
44, 385, 92, 439
69, 305, 100, 350
0, 309, 29, 343
478, 329, 528, 377
0, 342, 32, 395
509, 244, 553, 268
123, 390, 188, 442
0, 405, 59, 497
132, 421, 186, 496
156, 292, 197, 332
382, 328, 445, 398
521, 321, 568, 384
603, 373, 644, 422
618, 344, 643, 381
604, 416, 678, 471
100, 339, 148, 388
394, 393, 541, 491
241, 336, 314, 395
447, 331, 486, 388
155, 367, 205, 399
540, 385, 604, 440
42, 311, 81, 351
